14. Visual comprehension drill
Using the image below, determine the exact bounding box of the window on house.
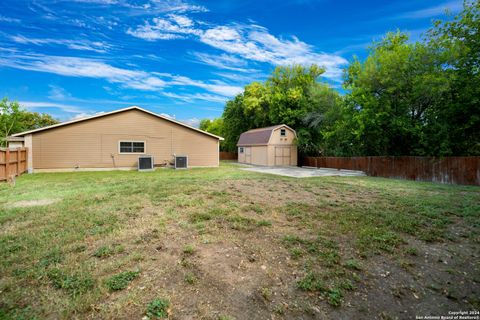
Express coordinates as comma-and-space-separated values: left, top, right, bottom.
119, 141, 145, 153
239, 147, 244, 153
280, 128, 287, 137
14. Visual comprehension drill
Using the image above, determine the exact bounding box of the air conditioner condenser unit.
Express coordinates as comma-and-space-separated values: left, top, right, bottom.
138, 155, 154, 171
174, 155, 188, 169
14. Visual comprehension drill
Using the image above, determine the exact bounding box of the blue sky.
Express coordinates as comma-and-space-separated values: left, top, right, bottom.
0, 0, 462, 126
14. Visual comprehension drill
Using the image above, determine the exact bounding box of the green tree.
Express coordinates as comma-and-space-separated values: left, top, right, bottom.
0, 98, 58, 147
343, 31, 450, 156
222, 64, 338, 154
427, 0, 480, 155
0, 98, 22, 147
199, 118, 226, 150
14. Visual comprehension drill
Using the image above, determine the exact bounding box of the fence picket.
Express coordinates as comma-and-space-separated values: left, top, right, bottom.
300, 156, 479, 186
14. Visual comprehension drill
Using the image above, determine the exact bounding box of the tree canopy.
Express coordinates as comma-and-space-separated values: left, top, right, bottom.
0, 98, 59, 147
200, 1, 479, 156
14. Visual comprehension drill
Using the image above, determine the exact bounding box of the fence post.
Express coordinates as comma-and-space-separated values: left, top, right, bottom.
17, 148, 20, 176
5, 148, 10, 180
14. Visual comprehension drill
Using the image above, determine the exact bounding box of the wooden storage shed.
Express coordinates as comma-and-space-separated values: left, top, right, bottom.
237, 125, 297, 166
7, 106, 223, 172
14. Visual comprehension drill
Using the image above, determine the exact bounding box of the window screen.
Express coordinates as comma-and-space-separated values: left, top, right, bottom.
119, 141, 145, 153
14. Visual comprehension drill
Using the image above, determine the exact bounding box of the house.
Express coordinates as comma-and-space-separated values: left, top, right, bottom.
237, 125, 297, 166
7, 106, 223, 172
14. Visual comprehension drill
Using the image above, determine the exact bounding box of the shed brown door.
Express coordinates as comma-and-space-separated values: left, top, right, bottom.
275, 147, 291, 166
245, 147, 252, 164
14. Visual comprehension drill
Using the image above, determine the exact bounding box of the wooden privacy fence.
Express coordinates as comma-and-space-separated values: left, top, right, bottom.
0, 148, 28, 181
220, 152, 238, 160
300, 156, 480, 186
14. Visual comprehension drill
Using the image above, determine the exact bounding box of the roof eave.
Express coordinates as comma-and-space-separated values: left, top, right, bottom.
236, 143, 268, 146
11, 106, 223, 140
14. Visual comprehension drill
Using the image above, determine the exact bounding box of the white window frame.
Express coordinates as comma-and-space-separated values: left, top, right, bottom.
280, 128, 287, 137
118, 140, 146, 154
239, 147, 244, 153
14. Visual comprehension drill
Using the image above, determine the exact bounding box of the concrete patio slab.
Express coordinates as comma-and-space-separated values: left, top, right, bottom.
240, 165, 366, 178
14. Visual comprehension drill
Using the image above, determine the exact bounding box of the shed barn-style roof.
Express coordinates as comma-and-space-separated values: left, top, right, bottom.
237, 124, 294, 146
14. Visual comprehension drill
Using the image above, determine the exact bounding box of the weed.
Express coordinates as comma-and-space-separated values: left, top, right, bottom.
183, 245, 195, 255
290, 248, 303, 259
47, 268, 95, 296
339, 279, 355, 291
256, 220, 272, 227
228, 215, 256, 231
297, 272, 325, 292
93, 245, 125, 259
343, 259, 362, 270
184, 272, 197, 284
218, 315, 234, 320
273, 304, 285, 315
105, 270, 140, 291
326, 288, 343, 307
246, 204, 264, 214
405, 247, 418, 256
38, 248, 63, 268
260, 287, 272, 301
93, 245, 114, 258
146, 298, 170, 318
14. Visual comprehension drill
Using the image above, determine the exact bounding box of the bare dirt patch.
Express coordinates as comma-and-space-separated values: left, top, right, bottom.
11, 198, 60, 208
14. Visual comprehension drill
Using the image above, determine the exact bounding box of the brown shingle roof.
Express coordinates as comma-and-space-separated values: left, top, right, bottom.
237, 125, 284, 146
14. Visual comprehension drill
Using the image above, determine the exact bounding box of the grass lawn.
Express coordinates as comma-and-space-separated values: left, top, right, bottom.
0, 162, 479, 319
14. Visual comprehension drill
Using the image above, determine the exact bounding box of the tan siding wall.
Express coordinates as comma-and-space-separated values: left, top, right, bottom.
269, 127, 296, 145
238, 147, 246, 163
267, 127, 297, 166
32, 109, 219, 169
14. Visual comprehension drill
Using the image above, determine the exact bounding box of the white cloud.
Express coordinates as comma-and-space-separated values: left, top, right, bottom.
70, 111, 105, 120
215, 72, 266, 83
0, 52, 242, 96
181, 117, 201, 128
128, 17, 348, 81
19, 101, 87, 114
160, 112, 175, 119
71, 0, 118, 4
48, 85, 72, 100
191, 52, 258, 73
167, 75, 242, 96
394, 1, 462, 19
168, 14, 194, 27
0, 15, 21, 23
126, 14, 201, 41
200, 25, 347, 80
156, 112, 199, 128
162, 92, 228, 103
11, 35, 110, 53
144, 0, 207, 14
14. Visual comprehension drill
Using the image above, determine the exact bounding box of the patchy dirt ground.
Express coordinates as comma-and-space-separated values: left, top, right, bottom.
0, 165, 478, 319
11, 198, 60, 208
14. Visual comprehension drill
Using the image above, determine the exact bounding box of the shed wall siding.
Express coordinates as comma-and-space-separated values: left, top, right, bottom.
251, 146, 268, 166
31, 109, 219, 169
